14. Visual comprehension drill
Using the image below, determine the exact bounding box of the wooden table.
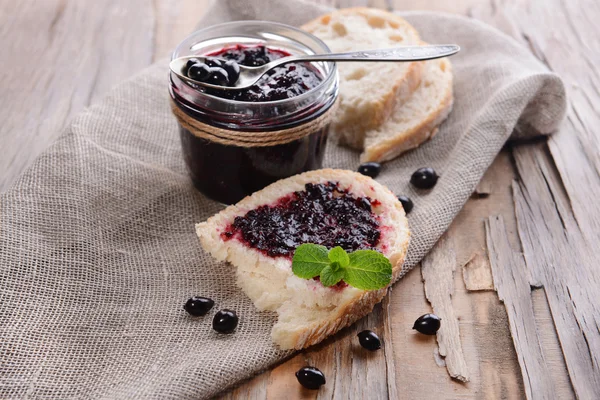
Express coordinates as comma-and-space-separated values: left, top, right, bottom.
2, 1, 599, 398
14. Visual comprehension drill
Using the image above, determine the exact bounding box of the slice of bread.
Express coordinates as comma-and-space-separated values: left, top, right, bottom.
361, 55, 454, 162
303, 8, 423, 149
196, 169, 410, 350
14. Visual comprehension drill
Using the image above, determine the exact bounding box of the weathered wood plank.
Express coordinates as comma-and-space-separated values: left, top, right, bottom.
220, 372, 269, 400
380, 294, 398, 400
509, 11, 600, 392
153, 0, 211, 60
421, 235, 470, 382
0, 0, 155, 192
500, 0, 600, 245
0, 0, 210, 193
467, 2, 599, 397
391, 263, 525, 399
221, 298, 397, 399
531, 289, 576, 400
485, 215, 556, 400
391, 0, 483, 15
389, 155, 524, 396
461, 252, 494, 291
512, 145, 600, 399
464, 2, 600, 397
436, 152, 526, 398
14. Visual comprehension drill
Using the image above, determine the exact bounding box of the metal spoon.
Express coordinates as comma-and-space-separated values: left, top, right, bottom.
170, 44, 460, 90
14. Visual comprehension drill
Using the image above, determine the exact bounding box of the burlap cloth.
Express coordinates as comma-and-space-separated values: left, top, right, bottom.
0, 0, 566, 398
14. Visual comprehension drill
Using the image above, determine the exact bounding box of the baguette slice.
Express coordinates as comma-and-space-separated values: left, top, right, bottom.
303, 8, 423, 149
361, 55, 454, 162
196, 169, 410, 350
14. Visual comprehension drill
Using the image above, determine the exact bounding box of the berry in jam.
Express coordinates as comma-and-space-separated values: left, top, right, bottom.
222, 182, 381, 257
201, 44, 323, 102
187, 63, 211, 81
222, 60, 240, 83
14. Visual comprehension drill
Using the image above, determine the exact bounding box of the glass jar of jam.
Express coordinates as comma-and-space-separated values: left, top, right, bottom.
169, 21, 339, 204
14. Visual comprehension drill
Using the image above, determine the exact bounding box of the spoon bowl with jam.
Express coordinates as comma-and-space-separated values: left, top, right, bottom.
170, 44, 460, 91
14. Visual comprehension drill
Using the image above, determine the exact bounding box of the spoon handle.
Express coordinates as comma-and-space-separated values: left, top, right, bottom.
286, 44, 460, 63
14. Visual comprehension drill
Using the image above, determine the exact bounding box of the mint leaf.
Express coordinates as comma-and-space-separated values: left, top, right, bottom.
320, 265, 345, 287
291, 244, 392, 291
292, 244, 330, 279
344, 250, 392, 290
328, 246, 350, 268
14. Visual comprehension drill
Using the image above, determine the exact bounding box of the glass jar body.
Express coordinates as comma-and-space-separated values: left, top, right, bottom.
170, 21, 339, 204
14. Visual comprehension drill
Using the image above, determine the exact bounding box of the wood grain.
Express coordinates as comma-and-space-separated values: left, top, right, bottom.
153, 0, 211, 59
0, 0, 209, 193
461, 252, 494, 291
0, 0, 150, 192
387, 151, 525, 398
485, 215, 556, 400
421, 235, 470, 382
391, 0, 482, 15
531, 289, 576, 400
512, 146, 600, 399
391, 262, 524, 399
462, 2, 600, 397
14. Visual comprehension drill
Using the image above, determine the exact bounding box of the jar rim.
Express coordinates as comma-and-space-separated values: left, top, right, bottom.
171, 20, 338, 107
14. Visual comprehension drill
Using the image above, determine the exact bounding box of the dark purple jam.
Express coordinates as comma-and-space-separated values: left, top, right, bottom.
204, 44, 323, 102
222, 182, 381, 257
179, 129, 327, 204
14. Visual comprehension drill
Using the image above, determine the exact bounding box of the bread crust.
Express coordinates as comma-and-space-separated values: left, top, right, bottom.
302, 8, 424, 147
195, 169, 410, 350
272, 229, 408, 349
361, 58, 454, 162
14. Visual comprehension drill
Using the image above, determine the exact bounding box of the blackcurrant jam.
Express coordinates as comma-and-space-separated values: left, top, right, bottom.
169, 22, 339, 204
221, 182, 381, 257
203, 45, 323, 102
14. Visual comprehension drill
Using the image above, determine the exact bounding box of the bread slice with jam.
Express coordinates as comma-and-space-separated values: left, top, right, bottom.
302, 8, 423, 149
196, 169, 410, 350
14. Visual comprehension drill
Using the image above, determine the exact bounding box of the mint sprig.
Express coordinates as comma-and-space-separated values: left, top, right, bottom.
290, 244, 329, 279
292, 244, 392, 290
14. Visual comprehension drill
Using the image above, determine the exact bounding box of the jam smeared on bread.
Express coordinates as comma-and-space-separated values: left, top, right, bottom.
221, 182, 381, 257
195, 169, 410, 350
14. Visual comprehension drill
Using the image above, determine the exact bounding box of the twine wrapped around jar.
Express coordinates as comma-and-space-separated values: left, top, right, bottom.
170, 98, 338, 147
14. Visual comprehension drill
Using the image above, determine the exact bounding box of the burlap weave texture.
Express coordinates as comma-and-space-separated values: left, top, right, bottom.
0, 0, 566, 398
